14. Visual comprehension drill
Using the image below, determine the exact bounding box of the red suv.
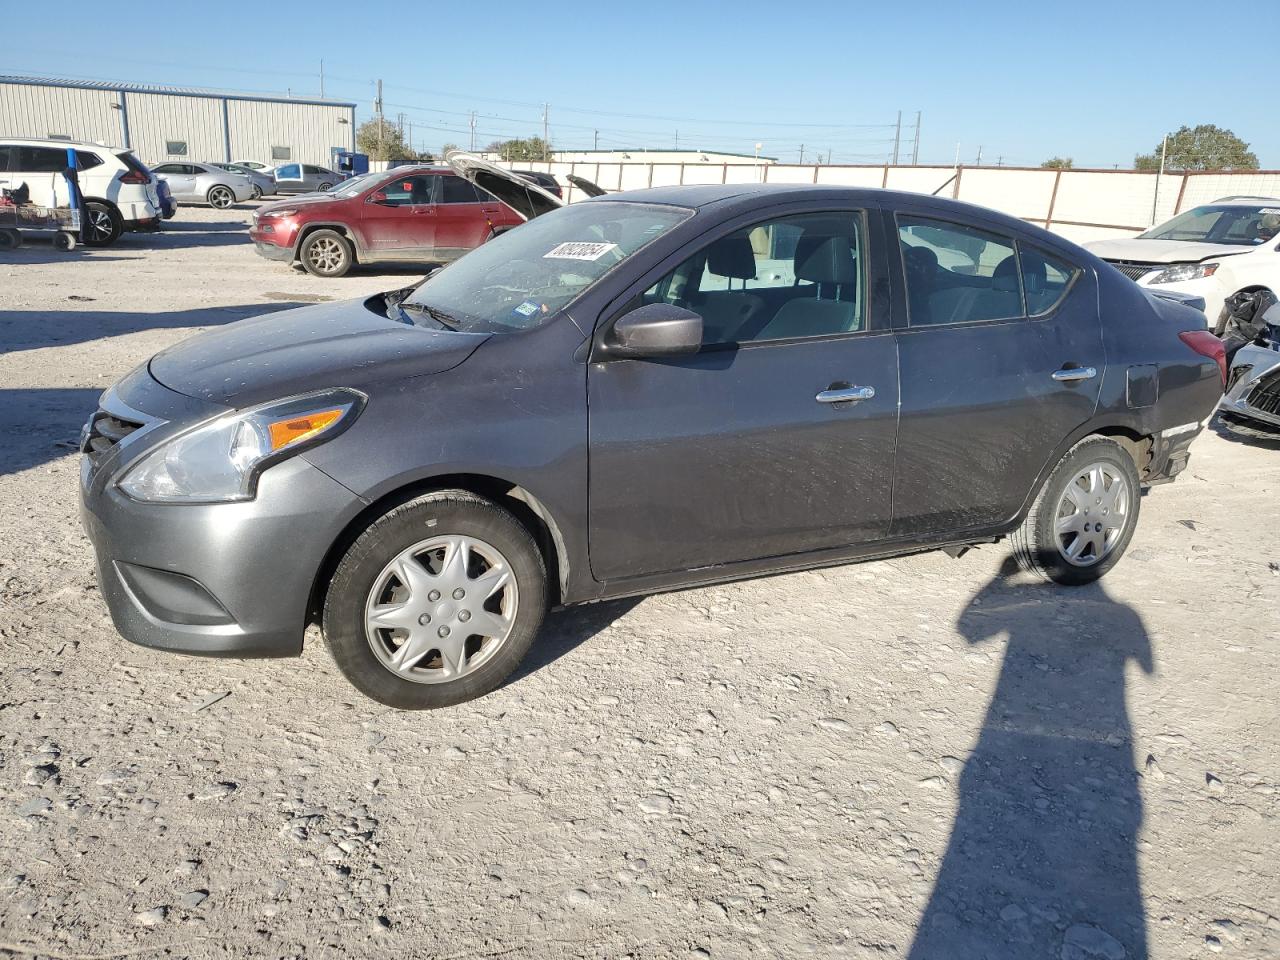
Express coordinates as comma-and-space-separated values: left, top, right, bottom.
249, 166, 524, 277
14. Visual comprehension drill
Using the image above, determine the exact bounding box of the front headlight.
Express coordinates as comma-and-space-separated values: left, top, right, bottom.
1149, 262, 1219, 284
260, 208, 298, 219
118, 389, 363, 503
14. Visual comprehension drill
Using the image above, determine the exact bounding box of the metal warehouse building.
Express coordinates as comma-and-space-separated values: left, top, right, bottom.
0, 75, 356, 168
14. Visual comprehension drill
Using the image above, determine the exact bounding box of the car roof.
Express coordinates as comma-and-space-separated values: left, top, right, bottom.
1200, 196, 1280, 207
1, 136, 125, 151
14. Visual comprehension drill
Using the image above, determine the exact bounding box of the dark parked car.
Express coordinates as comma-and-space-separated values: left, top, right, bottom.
80, 162, 1225, 709
249, 165, 523, 276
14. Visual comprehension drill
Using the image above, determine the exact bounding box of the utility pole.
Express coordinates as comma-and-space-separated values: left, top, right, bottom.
408, 120, 413, 156
799, 143, 805, 164
892, 110, 902, 165
911, 111, 921, 165
675, 129, 679, 150
375, 80, 384, 158
997, 155, 1003, 167
593, 130, 599, 150
975, 145, 983, 166
469, 111, 476, 151
1151, 134, 1168, 226
542, 103, 549, 161
319, 59, 325, 99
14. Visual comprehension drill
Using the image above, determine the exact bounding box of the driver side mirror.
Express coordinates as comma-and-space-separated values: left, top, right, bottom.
604, 303, 703, 359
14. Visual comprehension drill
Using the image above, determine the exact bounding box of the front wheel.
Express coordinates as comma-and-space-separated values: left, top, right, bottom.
1010, 436, 1140, 585
323, 492, 547, 708
299, 229, 354, 277
207, 185, 234, 209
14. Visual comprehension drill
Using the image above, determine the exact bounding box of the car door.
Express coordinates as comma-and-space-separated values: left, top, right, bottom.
587, 204, 899, 581
274, 163, 303, 194
153, 163, 196, 200
12, 146, 72, 206
433, 174, 505, 256
361, 174, 436, 257
888, 205, 1104, 537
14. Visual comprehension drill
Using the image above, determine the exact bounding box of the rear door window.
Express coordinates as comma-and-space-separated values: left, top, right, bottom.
439, 175, 484, 203
75, 151, 104, 171
16, 146, 68, 173
898, 216, 1024, 325
0, 144, 12, 172
1018, 244, 1080, 315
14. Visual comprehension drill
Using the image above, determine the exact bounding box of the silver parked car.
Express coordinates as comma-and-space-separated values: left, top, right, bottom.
151, 162, 256, 209
209, 162, 276, 200
272, 162, 342, 196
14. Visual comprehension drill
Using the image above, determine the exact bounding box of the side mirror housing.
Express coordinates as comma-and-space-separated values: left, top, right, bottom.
604, 303, 703, 359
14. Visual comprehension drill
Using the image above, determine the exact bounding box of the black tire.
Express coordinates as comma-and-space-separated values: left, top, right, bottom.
251, 184, 263, 200
1010, 436, 1141, 585
323, 491, 548, 709
207, 185, 234, 209
299, 228, 354, 277
54, 232, 76, 251
83, 200, 122, 247
0, 229, 21, 250
318, 182, 333, 192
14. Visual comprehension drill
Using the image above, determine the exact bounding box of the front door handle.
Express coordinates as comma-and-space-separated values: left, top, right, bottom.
816, 384, 876, 404
1051, 366, 1097, 382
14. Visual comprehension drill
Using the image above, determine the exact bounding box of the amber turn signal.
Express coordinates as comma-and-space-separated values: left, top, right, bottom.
267, 408, 345, 451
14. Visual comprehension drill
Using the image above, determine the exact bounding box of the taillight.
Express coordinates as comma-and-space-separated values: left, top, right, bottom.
1179, 330, 1227, 386
120, 170, 149, 184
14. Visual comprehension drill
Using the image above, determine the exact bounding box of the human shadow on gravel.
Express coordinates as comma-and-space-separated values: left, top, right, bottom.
0, 303, 306, 354
0, 388, 103, 477
908, 559, 1152, 960
504, 597, 643, 686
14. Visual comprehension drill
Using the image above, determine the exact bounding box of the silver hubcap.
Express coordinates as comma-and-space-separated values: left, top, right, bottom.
210, 188, 231, 208
364, 535, 517, 684
1055, 462, 1129, 567
307, 237, 344, 273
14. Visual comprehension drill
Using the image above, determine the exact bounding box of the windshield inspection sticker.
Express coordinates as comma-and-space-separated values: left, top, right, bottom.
544, 241, 617, 261
512, 300, 541, 318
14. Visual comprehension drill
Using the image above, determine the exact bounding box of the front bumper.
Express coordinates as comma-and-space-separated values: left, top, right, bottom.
79, 372, 363, 658
1220, 341, 1280, 429
252, 239, 294, 262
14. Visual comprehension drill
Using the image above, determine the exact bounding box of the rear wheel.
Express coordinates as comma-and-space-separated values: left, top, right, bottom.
318, 182, 333, 192
83, 200, 122, 246
323, 492, 547, 709
300, 229, 354, 277
207, 185, 234, 209
250, 184, 263, 200
1011, 436, 1140, 585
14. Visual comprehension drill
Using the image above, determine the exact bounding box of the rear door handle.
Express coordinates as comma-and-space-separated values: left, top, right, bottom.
816, 385, 876, 404
1052, 366, 1097, 382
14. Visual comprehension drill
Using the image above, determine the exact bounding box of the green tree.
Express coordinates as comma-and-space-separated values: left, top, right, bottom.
355, 118, 415, 162
1134, 125, 1258, 171
485, 137, 552, 162
1041, 156, 1073, 170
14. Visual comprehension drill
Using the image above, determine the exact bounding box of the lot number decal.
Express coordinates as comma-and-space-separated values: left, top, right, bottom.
544, 241, 617, 261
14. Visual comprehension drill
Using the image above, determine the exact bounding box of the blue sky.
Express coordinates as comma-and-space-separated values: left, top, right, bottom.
6, 0, 1279, 168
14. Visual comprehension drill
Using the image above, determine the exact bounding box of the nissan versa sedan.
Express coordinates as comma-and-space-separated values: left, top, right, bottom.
80, 167, 1226, 709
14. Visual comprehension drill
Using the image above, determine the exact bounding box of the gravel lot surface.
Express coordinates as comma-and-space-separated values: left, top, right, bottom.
1, 207, 1278, 959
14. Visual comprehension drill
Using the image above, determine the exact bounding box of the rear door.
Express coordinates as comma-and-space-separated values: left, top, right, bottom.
13, 146, 71, 206
361, 174, 436, 257
153, 163, 197, 199
888, 205, 1103, 537
433, 174, 505, 256
587, 203, 899, 581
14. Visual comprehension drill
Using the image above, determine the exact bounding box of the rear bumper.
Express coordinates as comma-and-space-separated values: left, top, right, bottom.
1145, 418, 1211, 484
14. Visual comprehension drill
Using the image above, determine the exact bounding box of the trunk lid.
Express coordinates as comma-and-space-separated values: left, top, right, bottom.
148, 299, 487, 407
445, 150, 563, 221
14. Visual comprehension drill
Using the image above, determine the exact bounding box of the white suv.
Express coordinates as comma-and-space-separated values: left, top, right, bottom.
0, 137, 164, 246
1086, 198, 1280, 327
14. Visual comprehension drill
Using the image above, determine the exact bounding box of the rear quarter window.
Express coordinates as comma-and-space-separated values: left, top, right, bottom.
1019, 245, 1080, 315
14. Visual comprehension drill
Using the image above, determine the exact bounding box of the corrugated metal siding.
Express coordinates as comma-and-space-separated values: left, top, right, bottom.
0, 82, 122, 146
126, 92, 226, 164
226, 99, 353, 168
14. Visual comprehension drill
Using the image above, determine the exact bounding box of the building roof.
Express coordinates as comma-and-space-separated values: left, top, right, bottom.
0, 74, 356, 108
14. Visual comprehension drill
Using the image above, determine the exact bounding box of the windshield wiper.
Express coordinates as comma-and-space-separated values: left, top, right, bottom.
400, 301, 460, 331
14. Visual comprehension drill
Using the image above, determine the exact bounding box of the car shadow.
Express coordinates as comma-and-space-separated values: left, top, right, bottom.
0, 388, 103, 477
120, 219, 250, 250
907, 558, 1152, 959
503, 597, 643, 687
0, 303, 307, 355
0, 246, 143, 265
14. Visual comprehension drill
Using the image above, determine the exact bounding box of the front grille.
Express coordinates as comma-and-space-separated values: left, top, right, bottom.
1105, 260, 1161, 282
1245, 370, 1280, 416
82, 410, 144, 465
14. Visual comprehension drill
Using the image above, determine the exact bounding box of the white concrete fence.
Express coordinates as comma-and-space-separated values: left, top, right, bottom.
493, 160, 1280, 244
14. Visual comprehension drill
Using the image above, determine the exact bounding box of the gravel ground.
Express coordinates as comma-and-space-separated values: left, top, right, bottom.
1, 206, 1278, 959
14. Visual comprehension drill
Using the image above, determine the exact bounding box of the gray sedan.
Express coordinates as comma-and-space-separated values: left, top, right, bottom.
209, 162, 277, 200
151, 162, 256, 209
272, 162, 342, 196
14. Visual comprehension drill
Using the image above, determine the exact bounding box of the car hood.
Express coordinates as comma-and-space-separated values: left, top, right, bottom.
148, 298, 488, 408
256, 193, 343, 215
445, 150, 563, 221
1084, 237, 1251, 264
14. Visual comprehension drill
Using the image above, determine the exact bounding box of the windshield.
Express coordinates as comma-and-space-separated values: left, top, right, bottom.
1140, 204, 1280, 246
403, 201, 690, 333
331, 172, 384, 198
